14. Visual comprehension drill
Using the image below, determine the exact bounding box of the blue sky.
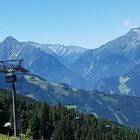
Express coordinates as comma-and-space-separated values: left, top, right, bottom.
0, 0, 140, 48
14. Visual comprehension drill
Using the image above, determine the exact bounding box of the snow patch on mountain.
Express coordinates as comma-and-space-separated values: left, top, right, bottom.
27, 42, 54, 55
47, 44, 87, 56
83, 60, 94, 77
132, 28, 140, 36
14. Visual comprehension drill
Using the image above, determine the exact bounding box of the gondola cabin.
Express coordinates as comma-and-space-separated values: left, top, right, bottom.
6, 74, 17, 83
74, 117, 82, 124
103, 124, 112, 132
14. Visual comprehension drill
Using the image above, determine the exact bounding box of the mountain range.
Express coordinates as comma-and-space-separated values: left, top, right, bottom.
1, 27, 140, 92
0, 36, 88, 89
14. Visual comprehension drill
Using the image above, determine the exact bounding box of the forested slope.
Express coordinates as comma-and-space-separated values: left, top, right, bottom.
0, 89, 140, 140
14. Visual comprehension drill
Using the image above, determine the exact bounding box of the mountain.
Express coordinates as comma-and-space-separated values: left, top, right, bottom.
71, 27, 140, 88
0, 37, 87, 89
27, 41, 70, 66
0, 36, 23, 60
96, 62, 140, 97
0, 73, 140, 127
27, 42, 87, 66
96, 76, 120, 95
46, 44, 87, 65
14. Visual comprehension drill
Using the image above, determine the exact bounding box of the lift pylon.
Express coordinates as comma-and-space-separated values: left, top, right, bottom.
0, 59, 28, 136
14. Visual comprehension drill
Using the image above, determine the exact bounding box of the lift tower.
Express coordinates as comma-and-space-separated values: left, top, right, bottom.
0, 59, 28, 136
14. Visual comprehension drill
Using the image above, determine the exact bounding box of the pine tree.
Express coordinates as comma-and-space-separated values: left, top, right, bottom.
19, 110, 28, 134
29, 114, 41, 139
39, 102, 50, 139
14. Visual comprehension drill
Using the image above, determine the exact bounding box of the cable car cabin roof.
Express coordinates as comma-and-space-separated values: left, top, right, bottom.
105, 125, 112, 128
4, 122, 11, 127
74, 117, 82, 124
74, 117, 81, 120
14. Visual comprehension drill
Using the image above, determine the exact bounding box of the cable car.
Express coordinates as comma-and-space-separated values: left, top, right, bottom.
4, 122, 11, 128
103, 124, 112, 132
74, 117, 82, 124
6, 74, 17, 83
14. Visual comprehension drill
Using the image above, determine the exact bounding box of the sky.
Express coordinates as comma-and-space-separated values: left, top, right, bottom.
0, 0, 140, 49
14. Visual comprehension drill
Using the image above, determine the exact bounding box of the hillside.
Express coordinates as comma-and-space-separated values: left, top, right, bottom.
0, 73, 140, 128
96, 63, 140, 97
0, 90, 140, 140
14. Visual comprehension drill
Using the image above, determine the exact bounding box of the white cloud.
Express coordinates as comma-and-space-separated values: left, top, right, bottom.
123, 20, 130, 27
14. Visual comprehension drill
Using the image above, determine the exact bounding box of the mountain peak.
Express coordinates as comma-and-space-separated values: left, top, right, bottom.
129, 27, 140, 36
2, 36, 19, 43
131, 27, 140, 30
